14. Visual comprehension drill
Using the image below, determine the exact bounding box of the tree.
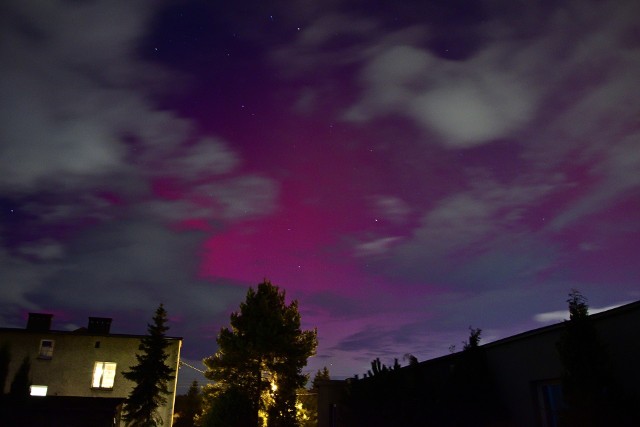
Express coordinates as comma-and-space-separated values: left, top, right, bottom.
463, 327, 482, 351
174, 381, 202, 427
365, 357, 400, 378
556, 290, 612, 426
122, 304, 176, 426
297, 367, 331, 427
202, 280, 317, 427
9, 356, 30, 398
311, 367, 330, 390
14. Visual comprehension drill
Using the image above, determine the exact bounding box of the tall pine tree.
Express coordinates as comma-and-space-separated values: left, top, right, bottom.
122, 304, 176, 426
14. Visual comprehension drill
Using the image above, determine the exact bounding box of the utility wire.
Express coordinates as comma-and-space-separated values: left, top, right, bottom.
179, 360, 206, 374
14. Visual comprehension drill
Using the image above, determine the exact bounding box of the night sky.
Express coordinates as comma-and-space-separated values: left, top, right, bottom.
1, 0, 639, 389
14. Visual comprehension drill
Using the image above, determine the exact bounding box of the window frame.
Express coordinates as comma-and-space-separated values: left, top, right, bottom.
38, 339, 55, 359
91, 361, 117, 390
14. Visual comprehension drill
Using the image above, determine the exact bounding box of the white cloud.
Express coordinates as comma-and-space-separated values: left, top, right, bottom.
0, 1, 193, 191
533, 302, 632, 323
344, 37, 538, 146
370, 195, 411, 224
409, 70, 534, 146
355, 236, 402, 257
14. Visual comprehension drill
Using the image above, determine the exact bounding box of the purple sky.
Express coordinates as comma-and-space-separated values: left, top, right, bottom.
1, 0, 639, 389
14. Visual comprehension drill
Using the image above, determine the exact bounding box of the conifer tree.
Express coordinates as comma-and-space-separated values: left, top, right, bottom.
122, 304, 176, 426
174, 381, 202, 427
311, 367, 330, 390
202, 280, 317, 427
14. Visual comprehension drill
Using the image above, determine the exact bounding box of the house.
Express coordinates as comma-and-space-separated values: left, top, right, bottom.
317, 299, 640, 427
0, 313, 182, 426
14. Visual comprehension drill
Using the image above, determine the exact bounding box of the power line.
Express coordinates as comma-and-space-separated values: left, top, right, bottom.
179, 360, 206, 374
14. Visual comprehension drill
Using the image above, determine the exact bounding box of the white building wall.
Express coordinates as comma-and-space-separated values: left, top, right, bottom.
0, 328, 181, 426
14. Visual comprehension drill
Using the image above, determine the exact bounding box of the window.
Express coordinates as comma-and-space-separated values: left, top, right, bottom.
38, 340, 54, 359
92, 362, 117, 389
534, 380, 563, 427
30, 385, 48, 396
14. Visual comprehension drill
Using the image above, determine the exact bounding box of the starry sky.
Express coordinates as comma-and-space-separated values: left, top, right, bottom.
1, 0, 639, 389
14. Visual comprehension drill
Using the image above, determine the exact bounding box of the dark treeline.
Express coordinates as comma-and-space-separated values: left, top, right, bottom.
344, 328, 510, 427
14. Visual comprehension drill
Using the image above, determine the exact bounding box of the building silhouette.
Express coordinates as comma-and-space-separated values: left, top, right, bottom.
317, 300, 640, 427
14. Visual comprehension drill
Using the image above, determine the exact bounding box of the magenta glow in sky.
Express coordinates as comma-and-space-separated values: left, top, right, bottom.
1, 0, 639, 387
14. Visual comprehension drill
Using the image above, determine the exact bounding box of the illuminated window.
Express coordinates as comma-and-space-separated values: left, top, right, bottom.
30, 385, 48, 396
92, 362, 117, 389
38, 340, 54, 359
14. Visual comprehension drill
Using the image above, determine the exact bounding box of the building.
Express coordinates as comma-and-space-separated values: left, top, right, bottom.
0, 313, 182, 426
317, 299, 640, 427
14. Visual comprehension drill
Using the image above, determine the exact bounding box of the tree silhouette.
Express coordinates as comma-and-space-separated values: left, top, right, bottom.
556, 290, 612, 426
311, 367, 330, 390
9, 356, 30, 398
173, 381, 202, 427
463, 327, 482, 350
365, 357, 400, 378
297, 367, 331, 427
202, 280, 317, 427
122, 304, 176, 426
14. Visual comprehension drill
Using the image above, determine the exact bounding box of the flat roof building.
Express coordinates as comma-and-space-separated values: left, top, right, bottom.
0, 313, 182, 426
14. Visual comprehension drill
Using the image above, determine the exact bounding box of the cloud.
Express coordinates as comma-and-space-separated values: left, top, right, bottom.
369, 195, 411, 224
343, 33, 538, 146
193, 176, 279, 220
12, 220, 248, 353
409, 69, 534, 146
0, 247, 55, 316
153, 137, 240, 179
0, 1, 281, 361
0, 1, 166, 191
370, 177, 558, 288
354, 236, 402, 257
17, 239, 65, 261
271, 13, 378, 77
533, 301, 632, 323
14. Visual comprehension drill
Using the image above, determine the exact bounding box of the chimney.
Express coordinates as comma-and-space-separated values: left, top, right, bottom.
87, 317, 112, 334
27, 313, 53, 331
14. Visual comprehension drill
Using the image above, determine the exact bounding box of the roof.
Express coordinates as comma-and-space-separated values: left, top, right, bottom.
0, 326, 182, 341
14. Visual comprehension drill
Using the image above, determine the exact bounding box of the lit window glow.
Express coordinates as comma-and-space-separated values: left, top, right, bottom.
92, 362, 117, 389
30, 385, 48, 396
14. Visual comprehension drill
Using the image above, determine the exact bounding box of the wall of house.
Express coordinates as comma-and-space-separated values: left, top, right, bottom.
0, 329, 181, 426
484, 327, 564, 427
483, 302, 640, 426
317, 301, 640, 427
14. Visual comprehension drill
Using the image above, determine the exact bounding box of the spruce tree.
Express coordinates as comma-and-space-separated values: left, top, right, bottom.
122, 304, 176, 426
173, 381, 202, 427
